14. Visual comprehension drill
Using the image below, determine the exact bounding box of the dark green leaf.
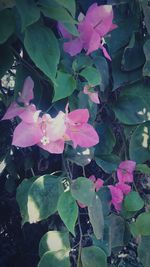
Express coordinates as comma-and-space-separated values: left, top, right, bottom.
122, 32, 145, 71
124, 191, 144, 212
53, 71, 76, 102
71, 177, 95, 206
16, 0, 40, 31
88, 194, 104, 239
113, 82, 150, 124
129, 122, 150, 163
0, 9, 15, 44
79, 67, 101, 86
0, 0, 15, 11
81, 246, 107, 267
97, 187, 111, 217
95, 154, 120, 174
111, 51, 142, 91
39, 230, 70, 258
57, 191, 78, 235
95, 123, 116, 156
24, 23, 60, 81
27, 175, 62, 223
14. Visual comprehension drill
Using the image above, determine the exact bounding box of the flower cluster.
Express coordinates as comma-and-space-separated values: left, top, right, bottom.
109, 160, 136, 211
2, 77, 99, 154
58, 3, 117, 59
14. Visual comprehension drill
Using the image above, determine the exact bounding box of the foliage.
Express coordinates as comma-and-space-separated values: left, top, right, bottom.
0, 0, 150, 267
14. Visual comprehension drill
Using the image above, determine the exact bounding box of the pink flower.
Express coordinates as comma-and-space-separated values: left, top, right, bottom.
117, 160, 136, 183
58, 4, 117, 59
83, 85, 100, 104
109, 185, 124, 211
2, 76, 34, 120
12, 111, 66, 154
12, 106, 99, 154
65, 109, 99, 148
78, 175, 103, 208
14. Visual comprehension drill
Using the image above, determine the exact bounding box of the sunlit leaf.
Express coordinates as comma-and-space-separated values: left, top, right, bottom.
39, 230, 70, 258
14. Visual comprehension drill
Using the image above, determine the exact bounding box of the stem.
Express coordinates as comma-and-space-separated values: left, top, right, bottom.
82, 166, 86, 177
77, 215, 83, 267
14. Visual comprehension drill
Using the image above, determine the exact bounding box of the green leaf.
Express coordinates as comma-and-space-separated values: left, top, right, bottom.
16, 0, 40, 31
16, 176, 38, 225
24, 23, 60, 81
81, 246, 107, 267
39, 230, 70, 258
54, 0, 76, 17
0, 45, 14, 79
97, 187, 111, 217
0, 0, 15, 11
53, 71, 76, 102
71, 177, 95, 206
136, 164, 150, 174
72, 54, 93, 72
122, 32, 145, 71
108, 214, 125, 248
0, 9, 15, 44
136, 212, 150, 236
93, 56, 109, 92
65, 146, 94, 167
138, 236, 150, 267
57, 191, 78, 235
88, 194, 104, 239
79, 67, 101, 87
113, 82, 150, 125
95, 154, 120, 174
143, 39, 150, 77
124, 191, 144, 212
38, 250, 70, 267
95, 123, 116, 156
129, 121, 150, 163
111, 51, 142, 91
40, 6, 75, 24
27, 175, 62, 223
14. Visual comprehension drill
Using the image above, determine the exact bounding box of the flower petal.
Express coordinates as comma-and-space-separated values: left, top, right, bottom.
68, 109, 89, 124
18, 76, 34, 104
95, 178, 104, 191
67, 123, 99, 148
38, 139, 64, 154
1, 102, 25, 120
64, 38, 83, 56
117, 160, 136, 183
12, 121, 42, 147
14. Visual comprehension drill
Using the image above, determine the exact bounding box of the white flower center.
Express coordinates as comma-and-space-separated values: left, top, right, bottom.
40, 136, 50, 145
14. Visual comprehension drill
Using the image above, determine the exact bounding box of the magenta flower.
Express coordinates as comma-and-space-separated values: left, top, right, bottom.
58, 3, 117, 59
12, 105, 99, 154
65, 109, 99, 148
109, 185, 124, 211
2, 76, 34, 121
117, 160, 136, 183
83, 85, 100, 104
